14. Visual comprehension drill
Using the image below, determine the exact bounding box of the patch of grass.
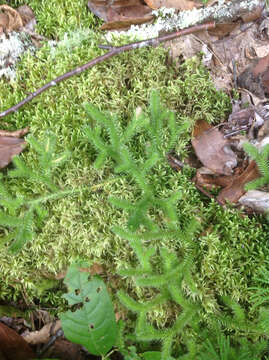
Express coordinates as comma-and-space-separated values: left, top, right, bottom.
0, 0, 267, 334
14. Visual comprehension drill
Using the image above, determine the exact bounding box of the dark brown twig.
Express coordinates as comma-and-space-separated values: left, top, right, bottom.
0, 22, 215, 119
167, 153, 185, 171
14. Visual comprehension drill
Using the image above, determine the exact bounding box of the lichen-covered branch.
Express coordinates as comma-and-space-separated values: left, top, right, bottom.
111, 0, 264, 41
156, 0, 264, 30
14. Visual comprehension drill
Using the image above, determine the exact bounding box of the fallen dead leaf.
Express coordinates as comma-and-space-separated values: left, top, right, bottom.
0, 5, 23, 32
24, 320, 61, 345
88, 0, 153, 30
0, 127, 28, 169
192, 121, 237, 176
164, 3, 267, 93
192, 119, 212, 138
238, 53, 269, 99
208, 22, 237, 39
0, 127, 28, 138
45, 338, 83, 360
0, 321, 35, 360
101, 15, 153, 30
88, 0, 141, 21
217, 160, 260, 204
241, 4, 263, 23
144, 0, 199, 11
17, 5, 36, 31
194, 169, 234, 190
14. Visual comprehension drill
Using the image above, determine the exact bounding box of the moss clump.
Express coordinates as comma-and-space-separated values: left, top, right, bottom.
0, 0, 267, 331
4, 0, 101, 37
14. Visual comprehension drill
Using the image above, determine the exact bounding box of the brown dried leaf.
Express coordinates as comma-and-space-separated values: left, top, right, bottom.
45, 339, 83, 360
217, 160, 260, 204
0, 127, 28, 169
166, 17, 269, 93
208, 23, 237, 39
192, 119, 212, 138
17, 5, 36, 31
192, 121, 237, 175
0, 322, 35, 360
144, 0, 199, 10
0, 127, 29, 138
241, 5, 263, 23
0, 5, 23, 32
238, 53, 269, 99
88, 0, 153, 30
24, 320, 61, 345
101, 15, 153, 30
88, 0, 141, 21
195, 169, 234, 190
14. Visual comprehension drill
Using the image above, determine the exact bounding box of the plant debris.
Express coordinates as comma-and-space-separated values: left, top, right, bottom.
145, 0, 200, 10
87, 0, 154, 30
0, 127, 28, 169
0, 321, 35, 360
192, 122, 237, 176
0, 4, 39, 80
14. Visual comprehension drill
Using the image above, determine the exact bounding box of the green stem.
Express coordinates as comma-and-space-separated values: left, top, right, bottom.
27, 188, 79, 206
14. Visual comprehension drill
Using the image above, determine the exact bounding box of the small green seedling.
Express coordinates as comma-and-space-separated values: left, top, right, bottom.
0, 134, 71, 253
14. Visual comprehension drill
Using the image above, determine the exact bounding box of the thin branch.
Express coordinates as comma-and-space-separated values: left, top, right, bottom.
0, 22, 215, 119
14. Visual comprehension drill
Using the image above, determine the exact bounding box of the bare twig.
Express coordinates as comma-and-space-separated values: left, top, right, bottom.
223, 125, 250, 138
0, 22, 215, 119
167, 153, 185, 171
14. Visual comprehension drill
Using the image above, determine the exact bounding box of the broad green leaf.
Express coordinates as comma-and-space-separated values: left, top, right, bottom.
60, 262, 117, 356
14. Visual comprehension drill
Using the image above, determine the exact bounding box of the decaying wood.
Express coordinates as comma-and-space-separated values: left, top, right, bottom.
160, 0, 264, 31
201, 0, 264, 23
0, 22, 215, 119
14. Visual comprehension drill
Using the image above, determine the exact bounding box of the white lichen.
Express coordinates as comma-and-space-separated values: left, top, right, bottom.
0, 31, 35, 80
48, 28, 91, 58
105, 0, 262, 42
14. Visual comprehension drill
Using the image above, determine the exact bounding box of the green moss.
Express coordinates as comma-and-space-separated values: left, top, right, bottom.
0, 1, 267, 332
4, 0, 101, 37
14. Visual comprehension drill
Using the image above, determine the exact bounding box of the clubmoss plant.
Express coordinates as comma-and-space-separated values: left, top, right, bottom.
83, 92, 269, 358
0, 134, 73, 253
84, 90, 189, 231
